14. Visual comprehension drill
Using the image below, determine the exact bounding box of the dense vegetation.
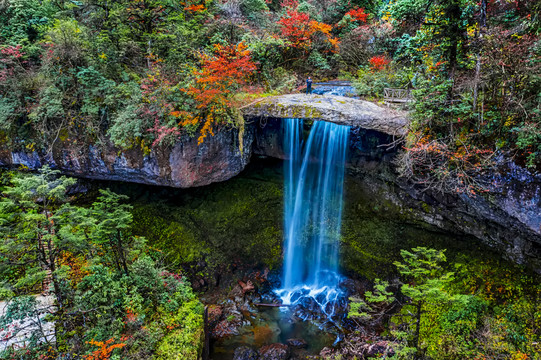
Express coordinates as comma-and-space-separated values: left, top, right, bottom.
0, 169, 204, 359
349, 247, 540, 359
1, 0, 539, 190
1, 0, 540, 359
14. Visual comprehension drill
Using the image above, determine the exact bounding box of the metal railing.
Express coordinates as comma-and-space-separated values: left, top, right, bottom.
384, 88, 414, 103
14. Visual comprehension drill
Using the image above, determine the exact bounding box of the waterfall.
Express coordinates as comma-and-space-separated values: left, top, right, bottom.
277, 119, 349, 317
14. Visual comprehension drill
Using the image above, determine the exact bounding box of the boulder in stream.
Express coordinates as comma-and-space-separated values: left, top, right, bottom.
259, 343, 290, 360
286, 338, 307, 348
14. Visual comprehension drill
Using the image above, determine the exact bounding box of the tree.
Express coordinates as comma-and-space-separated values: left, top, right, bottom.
0, 44, 30, 136
91, 190, 135, 276
277, 8, 338, 52
0, 168, 136, 351
181, 42, 256, 144
348, 278, 395, 326
384, 0, 474, 80
0, 166, 76, 304
0, 168, 204, 358
393, 247, 455, 355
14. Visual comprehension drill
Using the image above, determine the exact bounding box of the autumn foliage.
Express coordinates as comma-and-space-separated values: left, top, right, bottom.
344, 8, 368, 23
60, 252, 90, 286
277, 10, 339, 51
0, 45, 26, 83
84, 338, 127, 360
398, 134, 494, 195
182, 42, 256, 143
369, 55, 390, 71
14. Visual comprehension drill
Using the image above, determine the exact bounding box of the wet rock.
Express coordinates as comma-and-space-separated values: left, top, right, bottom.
259, 343, 290, 360
286, 338, 307, 349
360, 341, 396, 357
213, 319, 241, 338
211, 304, 242, 338
229, 284, 246, 302
234, 346, 260, 360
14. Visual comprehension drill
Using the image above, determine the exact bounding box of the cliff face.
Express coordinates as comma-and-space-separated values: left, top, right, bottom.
348, 158, 541, 272
1, 106, 540, 272
1, 127, 254, 188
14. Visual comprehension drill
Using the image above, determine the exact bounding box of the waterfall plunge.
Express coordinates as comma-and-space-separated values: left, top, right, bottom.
276, 119, 349, 317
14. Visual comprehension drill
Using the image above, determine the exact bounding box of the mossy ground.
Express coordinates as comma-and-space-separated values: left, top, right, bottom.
340, 176, 492, 279
103, 157, 536, 287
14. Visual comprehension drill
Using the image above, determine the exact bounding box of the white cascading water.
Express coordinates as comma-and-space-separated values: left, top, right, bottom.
276, 118, 350, 319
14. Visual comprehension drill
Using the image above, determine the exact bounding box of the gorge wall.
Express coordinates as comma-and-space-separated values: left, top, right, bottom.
0, 95, 539, 272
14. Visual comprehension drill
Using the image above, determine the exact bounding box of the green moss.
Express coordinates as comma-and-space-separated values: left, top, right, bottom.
130, 161, 284, 272
154, 299, 205, 360
132, 204, 204, 265
421, 202, 431, 213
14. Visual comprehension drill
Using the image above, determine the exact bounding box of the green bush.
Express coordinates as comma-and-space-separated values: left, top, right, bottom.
154, 298, 205, 360
353, 66, 411, 100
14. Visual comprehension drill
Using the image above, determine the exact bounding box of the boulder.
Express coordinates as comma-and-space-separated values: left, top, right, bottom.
259, 343, 290, 360
285, 338, 307, 348
234, 346, 259, 360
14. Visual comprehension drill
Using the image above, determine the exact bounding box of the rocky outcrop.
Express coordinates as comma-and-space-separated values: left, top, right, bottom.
243, 94, 408, 136
0, 127, 254, 188
346, 155, 541, 272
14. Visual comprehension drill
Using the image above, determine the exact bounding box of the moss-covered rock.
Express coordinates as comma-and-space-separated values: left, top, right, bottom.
129, 160, 284, 282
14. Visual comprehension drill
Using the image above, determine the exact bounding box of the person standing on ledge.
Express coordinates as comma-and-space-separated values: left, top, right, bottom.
306, 76, 312, 95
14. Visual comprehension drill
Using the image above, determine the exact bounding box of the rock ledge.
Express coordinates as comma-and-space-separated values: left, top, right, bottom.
242, 94, 408, 136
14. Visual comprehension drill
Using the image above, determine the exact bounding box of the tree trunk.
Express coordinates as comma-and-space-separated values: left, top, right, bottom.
117, 230, 129, 277
473, 0, 487, 112
109, 237, 123, 274
413, 301, 422, 352
446, 0, 461, 83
